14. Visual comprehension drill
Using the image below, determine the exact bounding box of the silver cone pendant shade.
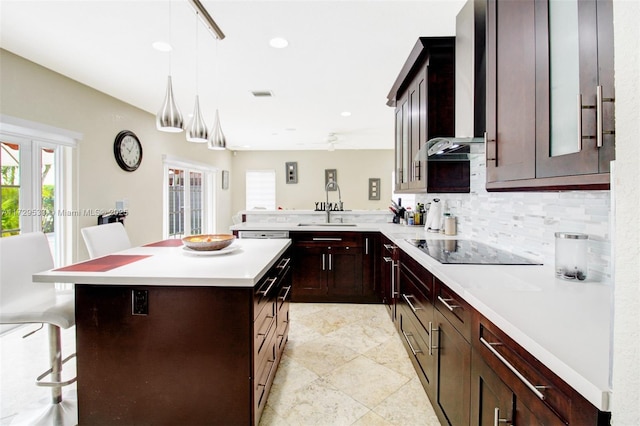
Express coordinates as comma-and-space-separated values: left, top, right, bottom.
207, 109, 226, 150
186, 96, 208, 142
156, 76, 184, 132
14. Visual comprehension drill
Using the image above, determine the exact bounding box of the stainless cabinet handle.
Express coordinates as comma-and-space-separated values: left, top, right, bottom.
313, 237, 342, 241
596, 85, 615, 148
480, 336, 546, 400
383, 244, 395, 251
402, 294, 421, 313
383, 256, 393, 263
279, 286, 291, 301
322, 254, 326, 271
328, 253, 332, 270
437, 295, 459, 311
427, 321, 439, 356
402, 330, 423, 356
494, 407, 511, 426
276, 257, 291, 269
365, 238, 369, 255
259, 277, 278, 296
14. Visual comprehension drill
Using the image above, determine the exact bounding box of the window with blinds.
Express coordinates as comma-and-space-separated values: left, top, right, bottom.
246, 170, 276, 210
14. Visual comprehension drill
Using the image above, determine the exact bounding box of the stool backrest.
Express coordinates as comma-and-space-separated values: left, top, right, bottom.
0, 232, 55, 311
81, 222, 132, 259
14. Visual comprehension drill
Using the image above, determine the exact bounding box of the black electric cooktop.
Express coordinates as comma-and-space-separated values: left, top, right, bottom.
406, 239, 542, 265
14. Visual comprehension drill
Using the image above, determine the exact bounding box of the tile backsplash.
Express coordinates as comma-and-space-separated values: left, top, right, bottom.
415, 156, 612, 283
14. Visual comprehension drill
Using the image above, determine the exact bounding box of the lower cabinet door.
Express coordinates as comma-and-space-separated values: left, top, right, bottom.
471, 350, 515, 426
435, 309, 471, 426
292, 245, 327, 300
397, 305, 436, 395
328, 246, 363, 297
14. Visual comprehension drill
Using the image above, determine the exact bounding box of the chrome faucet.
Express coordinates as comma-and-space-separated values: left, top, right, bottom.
325, 180, 343, 223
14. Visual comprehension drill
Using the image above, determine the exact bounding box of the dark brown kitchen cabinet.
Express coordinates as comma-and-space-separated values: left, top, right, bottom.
290, 232, 377, 303
388, 37, 470, 194
432, 278, 472, 426
74, 251, 291, 426
486, 0, 615, 191
472, 312, 611, 426
397, 251, 437, 395
380, 235, 398, 321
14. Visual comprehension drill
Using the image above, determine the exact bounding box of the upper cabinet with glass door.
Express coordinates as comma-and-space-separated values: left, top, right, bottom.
486, 0, 614, 191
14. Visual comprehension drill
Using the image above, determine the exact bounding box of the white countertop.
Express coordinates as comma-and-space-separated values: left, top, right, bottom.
33, 239, 291, 287
231, 221, 613, 411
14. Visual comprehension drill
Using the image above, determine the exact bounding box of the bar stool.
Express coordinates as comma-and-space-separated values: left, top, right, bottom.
0, 232, 77, 425
81, 222, 131, 258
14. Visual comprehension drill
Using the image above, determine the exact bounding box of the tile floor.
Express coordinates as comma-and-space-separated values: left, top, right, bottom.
259, 303, 441, 425
0, 303, 441, 426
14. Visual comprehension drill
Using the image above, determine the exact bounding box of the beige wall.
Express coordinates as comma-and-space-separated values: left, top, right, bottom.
230, 149, 394, 214
1, 49, 233, 261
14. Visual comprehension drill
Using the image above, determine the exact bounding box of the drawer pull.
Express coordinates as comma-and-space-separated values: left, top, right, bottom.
383, 244, 396, 250
401, 330, 423, 356
322, 254, 326, 271
402, 294, 421, 313
276, 257, 291, 269
383, 256, 393, 263
313, 237, 342, 241
493, 407, 512, 426
279, 285, 291, 301
427, 321, 439, 356
259, 277, 278, 296
437, 295, 459, 311
480, 336, 546, 401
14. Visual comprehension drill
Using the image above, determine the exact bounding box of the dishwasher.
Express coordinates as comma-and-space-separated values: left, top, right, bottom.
237, 230, 290, 239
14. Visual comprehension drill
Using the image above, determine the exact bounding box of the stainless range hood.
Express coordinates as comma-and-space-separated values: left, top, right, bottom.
414, 136, 484, 162
419, 0, 486, 161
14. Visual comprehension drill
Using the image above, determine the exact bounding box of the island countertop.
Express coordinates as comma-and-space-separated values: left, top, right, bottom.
33, 238, 291, 287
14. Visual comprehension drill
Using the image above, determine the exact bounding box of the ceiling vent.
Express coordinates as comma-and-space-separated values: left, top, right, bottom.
251, 90, 274, 98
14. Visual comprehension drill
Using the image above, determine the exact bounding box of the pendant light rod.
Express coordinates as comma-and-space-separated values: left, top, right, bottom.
187, 0, 225, 40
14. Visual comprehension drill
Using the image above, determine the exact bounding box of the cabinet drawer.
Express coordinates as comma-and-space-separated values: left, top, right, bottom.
398, 305, 435, 390
254, 256, 290, 319
399, 262, 434, 331
254, 301, 276, 359
292, 231, 362, 247
435, 279, 471, 342
254, 325, 278, 422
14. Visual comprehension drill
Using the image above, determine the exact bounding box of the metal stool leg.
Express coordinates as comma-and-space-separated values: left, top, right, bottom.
10, 325, 78, 426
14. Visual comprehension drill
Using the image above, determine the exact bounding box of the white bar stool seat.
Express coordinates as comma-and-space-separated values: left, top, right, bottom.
81, 222, 131, 258
0, 232, 77, 426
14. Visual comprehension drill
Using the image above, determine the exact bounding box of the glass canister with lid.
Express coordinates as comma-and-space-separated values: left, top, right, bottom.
555, 232, 588, 280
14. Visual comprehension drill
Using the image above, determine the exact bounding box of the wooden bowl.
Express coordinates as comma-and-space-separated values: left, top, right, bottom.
182, 234, 236, 251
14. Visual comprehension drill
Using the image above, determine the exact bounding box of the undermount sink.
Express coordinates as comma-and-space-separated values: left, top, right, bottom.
297, 223, 357, 227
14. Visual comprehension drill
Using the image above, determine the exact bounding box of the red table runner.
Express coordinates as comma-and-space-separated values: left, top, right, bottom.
143, 239, 184, 247
54, 255, 151, 272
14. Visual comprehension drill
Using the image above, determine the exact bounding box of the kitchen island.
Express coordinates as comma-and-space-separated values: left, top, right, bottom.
34, 238, 292, 426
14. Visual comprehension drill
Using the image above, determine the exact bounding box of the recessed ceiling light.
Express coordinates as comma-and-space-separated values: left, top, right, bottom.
269, 37, 289, 49
152, 41, 172, 52
341, 111, 352, 117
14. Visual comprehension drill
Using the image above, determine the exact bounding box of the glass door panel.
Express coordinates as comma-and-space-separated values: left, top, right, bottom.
549, 0, 580, 157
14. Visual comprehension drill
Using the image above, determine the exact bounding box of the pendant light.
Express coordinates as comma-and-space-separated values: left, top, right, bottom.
208, 109, 226, 150
186, 12, 208, 142
208, 39, 226, 150
156, 0, 184, 133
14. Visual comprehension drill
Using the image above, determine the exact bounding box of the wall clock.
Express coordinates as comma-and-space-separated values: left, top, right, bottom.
113, 130, 143, 172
